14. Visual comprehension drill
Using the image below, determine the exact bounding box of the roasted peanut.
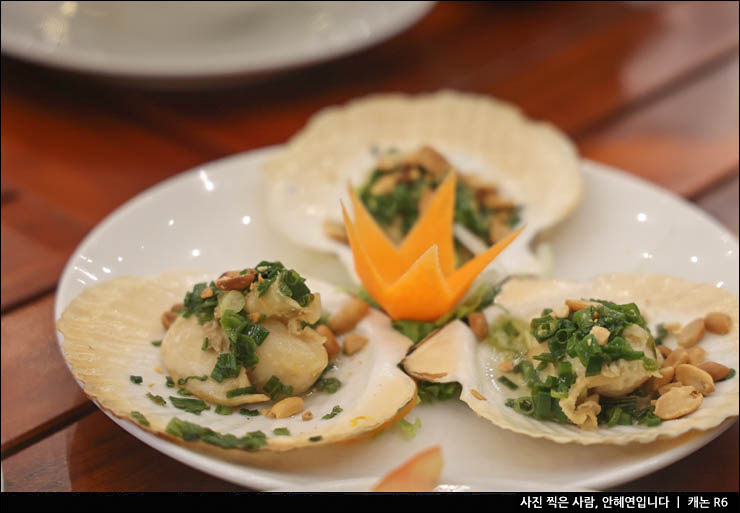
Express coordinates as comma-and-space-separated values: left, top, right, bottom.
697, 361, 731, 382
590, 326, 610, 346
161, 310, 178, 330
323, 219, 348, 243
488, 218, 510, 244
301, 411, 313, 421
215, 269, 257, 291
675, 364, 715, 395
468, 313, 489, 341
662, 347, 689, 369
343, 333, 368, 355
677, 318, 705, 348
654, 386, 703, 420
200, 286, 214, 299
316, 325, 340, 360
498, 360, 515, 373
249, 312, 262, 323
658, 382, 683, 395
471, 389, 486, 400
329, 297, 370, 335
657, 345, 672, 358
704, 312, 732, 335
663, 322, 681, 334
407, 146, 451, 177
267, 397, 303, 419
565, 299, 597, 312
552, 304, 570, 319
652, 367, 675, 390
369, 173, 399, 195
687, 346, 706, 365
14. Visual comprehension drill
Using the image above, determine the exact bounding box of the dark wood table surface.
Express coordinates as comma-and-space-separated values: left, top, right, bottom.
1, 1, 738, 493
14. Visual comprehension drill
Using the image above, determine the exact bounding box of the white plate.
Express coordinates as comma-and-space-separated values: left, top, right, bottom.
1, 1, 433, 83
54, 146, 739, 491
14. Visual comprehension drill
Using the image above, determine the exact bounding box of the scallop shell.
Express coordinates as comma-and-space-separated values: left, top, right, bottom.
263, 90, 582, 278
403, 274, 739, 445
56, 271, 416, 457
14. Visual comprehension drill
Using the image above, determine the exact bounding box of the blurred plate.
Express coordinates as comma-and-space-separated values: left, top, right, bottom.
55, 146, 738, 491
1, 1, 433, 84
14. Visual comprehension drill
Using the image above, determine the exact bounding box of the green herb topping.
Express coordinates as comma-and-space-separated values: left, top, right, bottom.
239, 408, 260, 417
177, 375, 208, 386
322, 405, 343, 420
314, 377, 342, 394
226, 386, 257, 398
273, 427, 291, 436
130, 375, 143, 385
166, 376, 175, 388
151, 340, 162, 347
417, 381, 462, 404
146, 393, 167, 407
181, 282, 220, 324
398, 417, 422, 439
255, 261, 314, 307
309, 436, 322, 442
166, 418, 267, 451
263, 376, 294, 401
215, 405, 233, 415
504, 300, 663, 428
169, 396, 210, 415
201, 337, 210, 351
131, 411, 150, 427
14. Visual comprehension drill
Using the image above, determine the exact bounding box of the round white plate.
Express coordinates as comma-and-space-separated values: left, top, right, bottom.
54, 146, 739, 491
1, 1, 433, 82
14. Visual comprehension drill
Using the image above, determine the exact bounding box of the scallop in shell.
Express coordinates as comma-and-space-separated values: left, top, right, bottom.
403, 274, 739, 445
262, 91, 582, 277
56, 271, 416, 457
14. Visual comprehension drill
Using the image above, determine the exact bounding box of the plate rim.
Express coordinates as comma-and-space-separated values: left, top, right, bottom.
53, 146, 739, 491
1, 2, 434, 79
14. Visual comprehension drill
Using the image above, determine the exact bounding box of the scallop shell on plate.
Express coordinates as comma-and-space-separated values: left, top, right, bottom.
56, 271, 416, 458
262, 90, 582, 277
403, 274, 739, 445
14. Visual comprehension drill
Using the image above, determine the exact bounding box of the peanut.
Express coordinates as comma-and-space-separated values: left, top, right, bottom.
323, 219, 348, 243
687, 346, 706, 365
552, 304, 570, 319
302, 411, 313, 421
471, 389, 486, 400
652, 367, 675, 390
704, 312, 732, 335
654, 386, 703, 420
675, 364, 715, 395
590, 326, 610, 346
267, 397, 303, 419
658, 382, 683, 395
343, 333, 368, 355
215, 269, 256, 291
697, 361, 731, 382
498, 360, 514, 373
657, 345, 672, 359
468, 312, 489, 341
329, 297, 370, 335
161, 311, 178, 330
199, 286, 214, 299
316, 325, 340, 360
565, 299, 597, 312
677, 318, 705, 348
662, 347, 689, 369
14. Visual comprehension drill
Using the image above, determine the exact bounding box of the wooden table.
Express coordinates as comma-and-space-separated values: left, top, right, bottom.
1, 1, 738, 493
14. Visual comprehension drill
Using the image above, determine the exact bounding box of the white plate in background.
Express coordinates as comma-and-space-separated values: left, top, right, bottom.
54, 146, 738, 491
1, 2, 433, 82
